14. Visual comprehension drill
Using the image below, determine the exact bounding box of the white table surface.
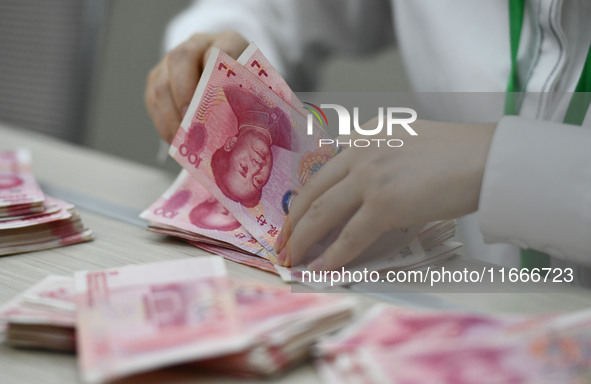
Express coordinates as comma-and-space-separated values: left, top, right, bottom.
1, 124, 590, 384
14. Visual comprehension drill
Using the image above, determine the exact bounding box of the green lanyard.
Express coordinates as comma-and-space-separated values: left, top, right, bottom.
505, 0, 591, 269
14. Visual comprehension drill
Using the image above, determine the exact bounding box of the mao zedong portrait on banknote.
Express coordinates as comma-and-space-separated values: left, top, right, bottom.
210, 86, 291, 208
189, 197, 242, 231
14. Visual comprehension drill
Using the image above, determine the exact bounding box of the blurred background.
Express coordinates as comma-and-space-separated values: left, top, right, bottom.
0, 0, 410, 173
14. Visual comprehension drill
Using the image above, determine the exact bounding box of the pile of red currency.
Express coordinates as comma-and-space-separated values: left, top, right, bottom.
0, 149, 92, 256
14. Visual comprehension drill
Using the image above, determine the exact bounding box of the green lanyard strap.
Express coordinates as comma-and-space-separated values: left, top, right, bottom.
505, 0, 591, 269
505, 0, 526, 114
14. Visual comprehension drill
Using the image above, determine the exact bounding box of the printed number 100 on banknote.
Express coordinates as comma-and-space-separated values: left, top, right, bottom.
170, 48, 335, 254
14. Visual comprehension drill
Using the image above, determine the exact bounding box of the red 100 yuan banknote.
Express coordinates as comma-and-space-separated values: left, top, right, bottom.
140, 170, 271, 258
75, 257, 248, 383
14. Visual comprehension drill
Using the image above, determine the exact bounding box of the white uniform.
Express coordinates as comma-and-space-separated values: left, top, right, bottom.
164, 0, 591, 274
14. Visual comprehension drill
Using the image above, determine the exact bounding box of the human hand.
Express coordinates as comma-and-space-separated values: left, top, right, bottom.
275, 119, 496, 271
145, 31, 249, 143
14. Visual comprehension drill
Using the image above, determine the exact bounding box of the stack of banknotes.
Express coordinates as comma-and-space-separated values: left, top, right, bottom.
0, 257, 356, 383
0, 149, 93, 256
0, 275, 76, 351
316, 305, 591, 383
141, 43, 461, 278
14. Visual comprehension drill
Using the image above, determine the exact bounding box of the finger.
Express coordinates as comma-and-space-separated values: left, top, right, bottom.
145, 64, 182, 143
167, 34, 213, 117
210, 31, 249, 59
277, 236, 291, 266
275, 214, 291, 253
276, 151, 351, 251
307, 203, 384, 271
289, 178, 362, 266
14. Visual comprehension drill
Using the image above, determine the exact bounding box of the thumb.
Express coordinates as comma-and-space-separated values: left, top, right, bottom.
203, 31, 249, 67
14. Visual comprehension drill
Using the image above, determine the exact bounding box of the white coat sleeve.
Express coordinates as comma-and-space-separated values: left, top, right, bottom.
478, 116, 591, 266
164, 0, 394, 89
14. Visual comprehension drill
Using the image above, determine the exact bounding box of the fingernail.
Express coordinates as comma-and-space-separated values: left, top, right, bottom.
277, 249, 287, 265
308, 258, 324, 271
274, 232, 284, 252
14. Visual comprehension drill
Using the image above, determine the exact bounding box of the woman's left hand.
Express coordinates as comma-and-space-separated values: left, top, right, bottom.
275, 118, 496, 271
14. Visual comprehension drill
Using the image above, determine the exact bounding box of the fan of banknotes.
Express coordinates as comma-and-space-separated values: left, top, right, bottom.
0, 257, 356, 383
0, 149, 93, 256
316, 305, 591, 383
141, 43, 462, 279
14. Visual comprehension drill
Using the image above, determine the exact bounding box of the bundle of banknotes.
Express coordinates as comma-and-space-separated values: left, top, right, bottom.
141, 43, 461, 279
316, 305, 591, 383
0, 257, 356, 383
0, 149, 93, 256
0, 275, 76, 351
